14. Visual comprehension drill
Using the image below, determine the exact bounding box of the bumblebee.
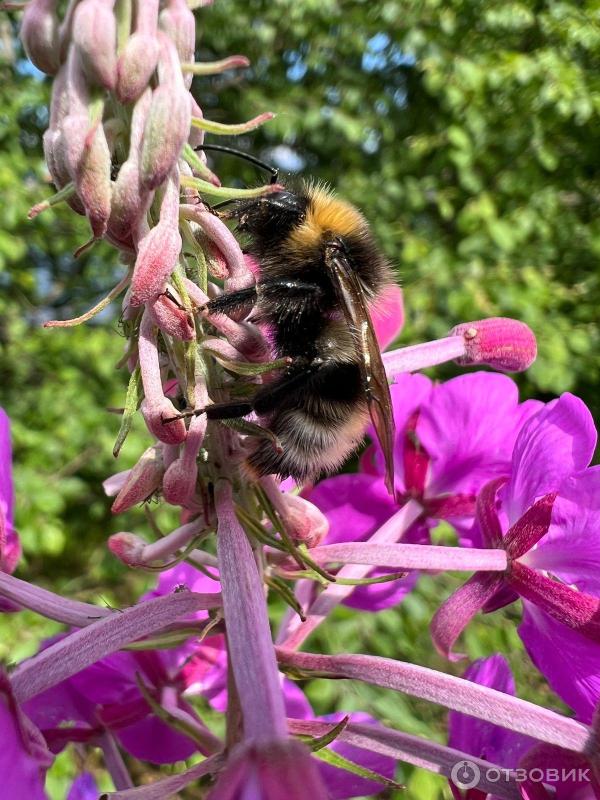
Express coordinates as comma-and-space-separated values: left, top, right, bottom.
182, 147, 396, 493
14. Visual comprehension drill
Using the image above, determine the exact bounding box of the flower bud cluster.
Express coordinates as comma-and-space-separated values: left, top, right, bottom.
15, 3, 559, 799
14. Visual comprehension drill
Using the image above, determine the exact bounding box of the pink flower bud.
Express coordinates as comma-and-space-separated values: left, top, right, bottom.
139, 84, 191, 190
287, 494, 329, 547
142, 397, 187, 445
48, 64, 70, 127
372, 283, 405, 350
110, 444, 164, 514
163, 378, 208, 505
451, 317, 537, 373
159, 0, 195, 88
20, 0, 60, 75
107, 532, 146, 566
116, 32, 160, 103
130, 170, 182, 306
75, 120, 112, 238
184, 277, 271, 361
43, 129, 86, 215
147, 291, 195, 341
108, 89, 154, 243
138, 310, 187, 444
72, 0, 117, 90
180, 204, 252, 287
60, 113, 87, 177
262, 481, 329, 548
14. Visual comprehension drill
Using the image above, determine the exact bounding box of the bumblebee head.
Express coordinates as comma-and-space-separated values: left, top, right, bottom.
232, 190, 309, 246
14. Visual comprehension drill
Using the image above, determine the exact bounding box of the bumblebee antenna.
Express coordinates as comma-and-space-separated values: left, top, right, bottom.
194, 143, 279, 185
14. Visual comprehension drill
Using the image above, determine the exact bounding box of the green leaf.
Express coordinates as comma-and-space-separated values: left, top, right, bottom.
112, 366, 143, 457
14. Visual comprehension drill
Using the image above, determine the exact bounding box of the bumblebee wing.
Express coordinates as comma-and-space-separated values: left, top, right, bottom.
325, 246, 396, 495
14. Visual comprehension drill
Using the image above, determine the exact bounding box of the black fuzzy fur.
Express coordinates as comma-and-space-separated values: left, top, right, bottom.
215, 185, 391, 481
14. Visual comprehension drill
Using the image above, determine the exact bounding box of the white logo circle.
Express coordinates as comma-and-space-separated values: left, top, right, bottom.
450, 760, 481, 790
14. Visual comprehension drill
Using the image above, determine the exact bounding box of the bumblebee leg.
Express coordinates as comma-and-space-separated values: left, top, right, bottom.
162, 400, 254, 423
203, 401, 254, 420
252, 359, 325, 414
166, 359, 325, 425
202, 287, 258, 316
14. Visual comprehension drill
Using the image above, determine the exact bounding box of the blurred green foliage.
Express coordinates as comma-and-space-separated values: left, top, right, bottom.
0, 1, 598, 797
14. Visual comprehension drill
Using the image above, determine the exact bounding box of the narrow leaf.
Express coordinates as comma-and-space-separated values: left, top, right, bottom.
113, 366, 143, 457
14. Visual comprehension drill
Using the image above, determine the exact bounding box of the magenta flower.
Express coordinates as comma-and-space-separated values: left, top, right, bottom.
308, 474, 424, 611
448, 655, 535, 798
0, 670, 51, 800
517, 465, 600, 723
305, 373, 540, 613
431, 394, 600, 665
25, 565, 223, 763
447, 655, 600, 800
373, 371, 542, 534
0, 408, 21, 577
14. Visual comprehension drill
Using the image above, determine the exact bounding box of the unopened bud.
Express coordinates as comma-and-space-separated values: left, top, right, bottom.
138, 309, 187, 444
130, 219, 182, 306
140, 84, 191, 190
43, 130, 86, 215
108, 89, 154, 243
75, 120, 112, 238
20, 0, 60, 75
141, 397, 187, 445
108, 532, 146, 566
261, 478, 329, 548
277, 493, 329, 548
162, 386, 207, 505
451, 317, 537, 373
147, 291, 195, 340
159, 0, 195, 88
73, 0, 117, 90
130, 170, 182, 305
111, 445, 164, 514
162, 456, 197, 506
116, 33, 160, 103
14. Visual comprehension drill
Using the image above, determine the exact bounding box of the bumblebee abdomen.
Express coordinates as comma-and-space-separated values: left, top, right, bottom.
245, 404, 369, 482
244, 360, 368, 481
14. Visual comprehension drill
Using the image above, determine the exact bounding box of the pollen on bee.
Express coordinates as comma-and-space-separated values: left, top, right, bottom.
288, 184, 366, 252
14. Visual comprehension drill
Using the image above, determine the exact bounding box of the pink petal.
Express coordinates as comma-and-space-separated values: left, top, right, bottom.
525, 468, 600, 595
519, 603, 600, 724
371, 284, 404, 350
431, 572, 506, 660
0, 670, 51, 798
418, 373, 529, 497
475, 478, 507, 548
504, 394, 596, 525
117, 713, 197, 764
368, 374, 433, 487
